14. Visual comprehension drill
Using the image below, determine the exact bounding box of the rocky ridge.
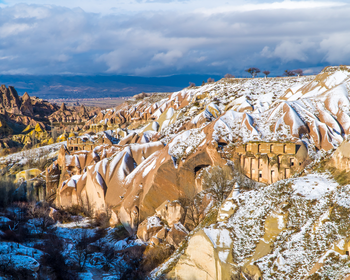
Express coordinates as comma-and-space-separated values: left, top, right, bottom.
0, 85, 100, 151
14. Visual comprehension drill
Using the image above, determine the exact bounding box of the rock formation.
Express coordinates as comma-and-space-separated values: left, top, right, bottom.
4, 66, 350, 279
46, 66, 350, 232
0, 85, 103, 151
49, 103, 97, 124
0, 85, 21, 114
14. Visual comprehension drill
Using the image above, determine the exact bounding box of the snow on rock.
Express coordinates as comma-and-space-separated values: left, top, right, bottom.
114, 239, 128, 251
168, 128, 206, 160
0, 254, 40, 272
203, 226, 233, 249
142, 158, 157, 178
324, 70, 349, 89
0, 242, 43, 257
290, 173, 338, 199
146, 216, 163, 230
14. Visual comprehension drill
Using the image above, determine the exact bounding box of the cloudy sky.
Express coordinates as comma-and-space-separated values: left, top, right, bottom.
0, 0, 349, 77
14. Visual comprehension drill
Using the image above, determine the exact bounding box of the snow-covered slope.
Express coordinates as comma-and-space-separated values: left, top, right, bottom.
5, 66, 350, 280
152, 169, 350, 279
86, 66, 350, 152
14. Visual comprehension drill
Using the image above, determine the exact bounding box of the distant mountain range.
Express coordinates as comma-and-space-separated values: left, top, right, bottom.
0, 74, 223, 99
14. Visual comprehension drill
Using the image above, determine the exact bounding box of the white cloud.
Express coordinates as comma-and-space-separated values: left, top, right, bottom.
0, 23, 32, 38
196, 0, 347, 15
152, 50, 183, 65
0, 55, 17, 60
320, 32, 350, 64
261, 40, 315, 62
0, 2, 349, 76
274, 40, 314, 62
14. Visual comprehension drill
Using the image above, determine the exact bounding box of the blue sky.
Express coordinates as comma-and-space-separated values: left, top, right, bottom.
0, 0, 349, 76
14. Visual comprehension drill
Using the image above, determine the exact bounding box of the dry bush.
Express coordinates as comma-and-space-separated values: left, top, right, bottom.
202, 165, 234, 202
115, 245, 147, 279
328, 167, 350, 186
224, 73, 235, 79
52, 208, 75, 224
52, 205, 89, 223
141, 244, 175, 273
1, 224, 30, 243
179, 195, 207, 230
231, 267, 255, 280
91, 211, 111, 228
109, 223, 129, 242
207, 77, 215, 83
0, 178, 21, 209
74, 230, 92, 272
24, 151, 53, 171
188, 82, 196, 88
40, 230, 78, 280
26, 202, 55, 236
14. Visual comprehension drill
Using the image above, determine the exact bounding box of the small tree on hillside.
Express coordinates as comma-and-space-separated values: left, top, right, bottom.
245, 68, 260, 78
202, 166, 234, 203
293, 69, 303, 77
75, 231, 92, 271
263, 70, 270, 78
224, 73, 235, 79
188, 82, 196, 88
207, 77, 215, 83
284, 70, 296, 76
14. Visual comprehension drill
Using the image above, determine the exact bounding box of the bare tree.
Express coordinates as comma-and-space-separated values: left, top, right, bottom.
27, 202, 54, 237
284, 69, 296, 76
263, 70, 270, 78
188, 82, 196, 88
224, 73, 235, 79
40, 230, 78, 280
293, 69, 303, 77
207, 77, 215, 83
245, 68, 261, 78
202, 166, 233, 202
178, 196, 206, 230
75, 231, 92, 271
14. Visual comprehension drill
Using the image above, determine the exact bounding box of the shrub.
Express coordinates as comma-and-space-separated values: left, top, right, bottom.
141, 244, 175, 273
207, 78, 215, 83
224, 73, 235, 79
91, 211, 111, 228
188, 82, 196, 88
202, 165, 234, 202
0, 178, 22, 209
115, 245, 146, 279
40, 230, 78, 280
52, 208, 75, 224
26, 202, 55, 236
109, 223, 129, 242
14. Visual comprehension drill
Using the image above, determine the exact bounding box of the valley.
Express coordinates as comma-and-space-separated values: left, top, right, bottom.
1, 66, 350, 279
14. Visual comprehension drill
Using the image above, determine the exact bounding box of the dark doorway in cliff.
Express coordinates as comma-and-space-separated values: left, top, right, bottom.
217, 142, 228, 151
194, 165, 210, 175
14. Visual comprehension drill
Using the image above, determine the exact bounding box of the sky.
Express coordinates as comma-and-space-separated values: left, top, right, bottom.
0, 0, 349, 77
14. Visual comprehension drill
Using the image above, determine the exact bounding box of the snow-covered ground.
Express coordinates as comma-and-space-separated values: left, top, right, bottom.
0, 141, 65, 167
